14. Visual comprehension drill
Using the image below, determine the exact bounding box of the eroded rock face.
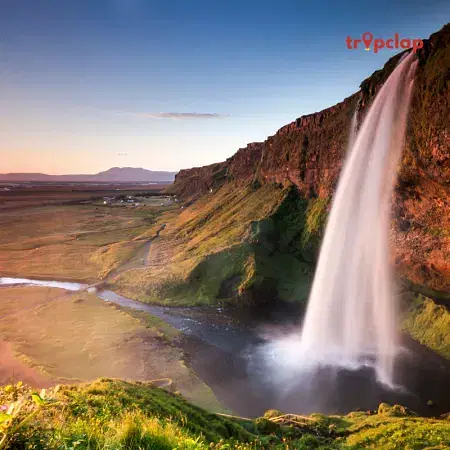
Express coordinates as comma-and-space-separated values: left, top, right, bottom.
170, 24, 450, 295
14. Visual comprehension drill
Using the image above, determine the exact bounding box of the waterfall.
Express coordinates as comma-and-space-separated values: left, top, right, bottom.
299, 52, 418, 386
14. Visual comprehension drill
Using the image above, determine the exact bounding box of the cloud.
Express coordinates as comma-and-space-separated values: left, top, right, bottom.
139, 112, 228, 120
110, 110, 229, 121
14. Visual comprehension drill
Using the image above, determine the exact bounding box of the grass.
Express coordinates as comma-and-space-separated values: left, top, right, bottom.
90, 240, 146, 279
113, 184, 324, 307
0, 204, 161, 282
342, 408, 450, 449
113, 183, 290, 305
115, 306, 182, 342
301, 197, 329, 251
402, 294, 450, 359
0, 379, 449, 449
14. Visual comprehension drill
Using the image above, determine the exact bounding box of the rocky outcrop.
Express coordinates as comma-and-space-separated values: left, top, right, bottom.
169, 24, 450, 297
170, 93, 359, 200
171, 162, 228, 200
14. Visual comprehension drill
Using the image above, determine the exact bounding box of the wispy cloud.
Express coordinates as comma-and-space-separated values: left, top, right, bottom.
138, 112, 228, 120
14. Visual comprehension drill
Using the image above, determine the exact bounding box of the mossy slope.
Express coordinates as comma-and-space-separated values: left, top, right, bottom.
1, 379, 449, 449
113, 184, 327, 307
402, 294, 450, 359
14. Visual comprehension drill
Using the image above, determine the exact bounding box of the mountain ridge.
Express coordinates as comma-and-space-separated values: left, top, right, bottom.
0, 167, 176, 182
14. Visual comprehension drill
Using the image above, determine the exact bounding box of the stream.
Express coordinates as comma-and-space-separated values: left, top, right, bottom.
1, 276, 450, 418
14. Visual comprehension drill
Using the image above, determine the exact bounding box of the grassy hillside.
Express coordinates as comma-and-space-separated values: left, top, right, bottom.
1, 379, 449, 449
113, 184, 327, 307
160, 24, 450, 306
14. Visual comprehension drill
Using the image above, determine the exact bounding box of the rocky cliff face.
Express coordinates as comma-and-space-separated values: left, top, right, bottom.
171, 92, 359, 200
169, 24, 450, 298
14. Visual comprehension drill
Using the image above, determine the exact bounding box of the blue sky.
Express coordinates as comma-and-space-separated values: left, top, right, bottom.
0, 0, 448, 174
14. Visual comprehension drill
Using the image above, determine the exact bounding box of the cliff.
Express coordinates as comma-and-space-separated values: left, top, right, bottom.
171, 92, 359, 201
168, 24, 450, 296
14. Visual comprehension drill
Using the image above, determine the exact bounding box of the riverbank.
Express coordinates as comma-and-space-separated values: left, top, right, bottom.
2, 276, 450, 418
0, 286, 222, 412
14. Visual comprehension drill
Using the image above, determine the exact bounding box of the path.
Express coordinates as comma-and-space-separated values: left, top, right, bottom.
105, 223, 166, 280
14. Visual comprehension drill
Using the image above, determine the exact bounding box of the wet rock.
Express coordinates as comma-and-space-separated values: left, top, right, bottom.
378, 403, 417, 417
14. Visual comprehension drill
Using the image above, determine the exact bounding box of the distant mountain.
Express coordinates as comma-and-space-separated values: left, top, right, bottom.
0, 167, 176, 183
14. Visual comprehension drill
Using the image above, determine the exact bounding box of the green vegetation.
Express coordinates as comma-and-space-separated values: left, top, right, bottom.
1, 379, 449, 449
114, 185, 328, 307
0, 204, 161, 282
115, 306, 181, 342
402, 294, 450, 359
301, 196, 329, 252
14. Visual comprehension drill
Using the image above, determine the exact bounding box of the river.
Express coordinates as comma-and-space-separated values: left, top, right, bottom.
1, 276, 450, 418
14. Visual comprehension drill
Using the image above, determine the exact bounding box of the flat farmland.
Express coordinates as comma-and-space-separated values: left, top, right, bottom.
0, 183, 169, 210
0, 184, 177, 282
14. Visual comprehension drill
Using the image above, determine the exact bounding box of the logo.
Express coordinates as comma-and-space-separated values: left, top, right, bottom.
346, 32, 423, 53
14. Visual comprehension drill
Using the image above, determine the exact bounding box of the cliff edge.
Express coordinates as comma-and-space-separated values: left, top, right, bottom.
168, 24, 450, 296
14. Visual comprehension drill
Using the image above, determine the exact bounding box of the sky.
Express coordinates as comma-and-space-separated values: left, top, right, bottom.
0, 0, 449, 174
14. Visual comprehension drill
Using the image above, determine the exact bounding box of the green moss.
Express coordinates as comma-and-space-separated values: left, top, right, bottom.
301, 196, 329, 251
2, 380, 449, 450
176, 187, 324, 306
344, 415, 450, 449
377, 403, 417, 417
174, 244, 252, 305
402, 295, 450, 359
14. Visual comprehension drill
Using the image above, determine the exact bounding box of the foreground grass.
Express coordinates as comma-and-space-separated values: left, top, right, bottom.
0, 379, 449, 449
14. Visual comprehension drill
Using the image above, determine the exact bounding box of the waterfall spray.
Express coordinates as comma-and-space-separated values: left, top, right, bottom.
299, 52, 418, 386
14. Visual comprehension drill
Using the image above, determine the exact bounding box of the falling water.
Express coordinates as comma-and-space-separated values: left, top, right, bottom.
299, 53, 418, 387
